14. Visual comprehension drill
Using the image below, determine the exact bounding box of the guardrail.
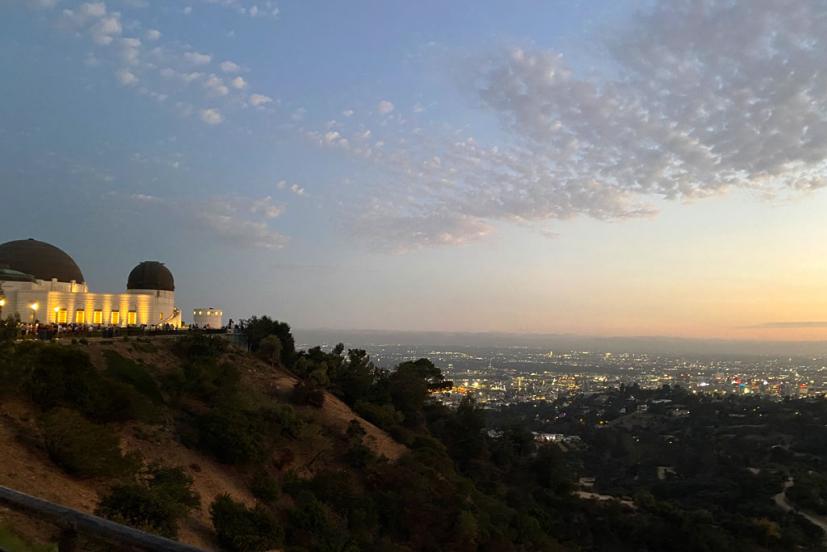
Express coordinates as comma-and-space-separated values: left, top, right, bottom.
0, 486, 207, 552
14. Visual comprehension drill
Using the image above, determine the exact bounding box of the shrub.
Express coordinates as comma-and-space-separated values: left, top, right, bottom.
250, 471, 280, 503
41, 408, 134, 477
210, 494, 283, 552
182, 361, 240, 401
256, 335, 282, 367
96, 464, 199, 538
173, 334, 227, 360
198, 406, 269, 464
259, 404, 302, 439
354, 401, 403, 431
291, 381, 325, 408
104, 351, 164, 404
20, 344, 158, 423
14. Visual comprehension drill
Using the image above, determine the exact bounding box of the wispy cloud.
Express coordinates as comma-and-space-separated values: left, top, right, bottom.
747, 322, 827, 329
125, 193, 288, 249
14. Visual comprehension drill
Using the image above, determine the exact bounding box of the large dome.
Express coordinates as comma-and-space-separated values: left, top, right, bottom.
0, 239, 85, 283
127, 261, 175, 291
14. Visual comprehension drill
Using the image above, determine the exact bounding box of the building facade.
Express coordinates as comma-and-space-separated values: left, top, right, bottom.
192, 307, 223, 329
0, 239, 182, 328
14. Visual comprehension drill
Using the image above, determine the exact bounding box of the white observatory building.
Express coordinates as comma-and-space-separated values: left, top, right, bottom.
192, 307, 223, 329
0, 239, 182, 328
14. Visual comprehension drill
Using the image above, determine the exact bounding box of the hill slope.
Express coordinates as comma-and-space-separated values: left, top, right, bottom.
0, 336, 405, 549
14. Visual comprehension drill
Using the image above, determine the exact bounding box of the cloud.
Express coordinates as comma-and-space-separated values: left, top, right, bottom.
230, 76, 246, 89
342, 109, 355, 117
377, 100, 394, 114
200, 108, 223, 125
183, 51, 211, 65
291, 107, 306, 121
115, 68, 138, 86
275, 179, 287, 190
249, 93, 272, 107
249, 195, 284, 218
290, 183, 304, 196
220, 60, 240, 73
353, 207, 493, 253
194, 196, 288, 248
204, 74, 228, 96
194, 0, 280, 19
145, 28, 161, 41
27, 0, 58, 8
343, 0, 827, 250
748, 322, 827, 329
127, 193, 288, 249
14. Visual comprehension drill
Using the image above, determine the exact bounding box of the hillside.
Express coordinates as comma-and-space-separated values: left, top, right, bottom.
3, 325, 824, 552
0, 335, 405, 550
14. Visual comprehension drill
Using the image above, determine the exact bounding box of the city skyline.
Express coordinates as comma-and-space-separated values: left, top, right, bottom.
4, 0, 827, 341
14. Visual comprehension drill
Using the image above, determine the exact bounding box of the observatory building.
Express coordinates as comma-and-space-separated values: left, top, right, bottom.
0, 239, 182, 327
192, 307, 223, 329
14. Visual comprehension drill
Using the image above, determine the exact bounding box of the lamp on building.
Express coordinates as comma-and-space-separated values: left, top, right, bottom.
29, 302, 39, 325
54, 306, 60, 325
0, 295, 5, 320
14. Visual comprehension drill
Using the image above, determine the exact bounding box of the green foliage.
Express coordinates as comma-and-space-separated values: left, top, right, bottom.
250, 471, 280, 503
96, 464, 198, 538
256, 334, 282, 367
354, 400, 403, 431
0, 524, 55, 552
286, 491, 352, 551
197, 402, 299, 464
242, 316, 296, 368
181, 360, 241, 401
41, 408, 135, 478
291, 380, 326, 408
198, 405, 271, 464
210, 494, 284, 552
103, 350, 164, 404
173, 333, 228, 360
787, 471, 827, 515
17, 343, 158, 423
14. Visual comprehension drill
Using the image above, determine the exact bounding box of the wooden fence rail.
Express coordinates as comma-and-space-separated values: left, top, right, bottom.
0, 486, 207, 552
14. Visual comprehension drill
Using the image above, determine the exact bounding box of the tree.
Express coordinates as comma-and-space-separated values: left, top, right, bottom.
257, 335, 282, 367
96, 465, 199, 538
210, 494, 283, 552
242, 316, 296, 368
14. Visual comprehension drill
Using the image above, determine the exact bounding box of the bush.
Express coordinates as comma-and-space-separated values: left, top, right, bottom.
198, 406, 269, 465
20, 344, 158, 423
41, 408, 134, 477
291, 381, 325, 408
104, 351, 164, 404
182, 361, 240, 401
250, 471, 280, 503
96, 465, 199, 538
256, 335, 282, 367
210, 494, 283, 552
173, 334, 228, 360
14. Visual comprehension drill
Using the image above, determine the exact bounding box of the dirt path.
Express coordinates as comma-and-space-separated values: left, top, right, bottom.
774, 477, 827, 541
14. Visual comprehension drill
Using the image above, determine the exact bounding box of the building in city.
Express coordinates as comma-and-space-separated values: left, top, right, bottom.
192, 307, 223, 329
0, 239, 181, 328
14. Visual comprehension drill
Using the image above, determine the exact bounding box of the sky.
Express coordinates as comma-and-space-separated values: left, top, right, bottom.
3, 0, 827, 342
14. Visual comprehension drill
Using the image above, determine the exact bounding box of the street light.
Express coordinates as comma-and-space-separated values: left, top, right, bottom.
0, 296, 5, 320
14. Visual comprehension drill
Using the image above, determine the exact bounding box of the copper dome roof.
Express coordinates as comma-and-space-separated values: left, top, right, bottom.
0, 239, 85, 283
127, 261, 175, 291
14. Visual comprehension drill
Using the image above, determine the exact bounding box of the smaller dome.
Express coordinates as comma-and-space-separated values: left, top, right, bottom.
127, 261, 175, 291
